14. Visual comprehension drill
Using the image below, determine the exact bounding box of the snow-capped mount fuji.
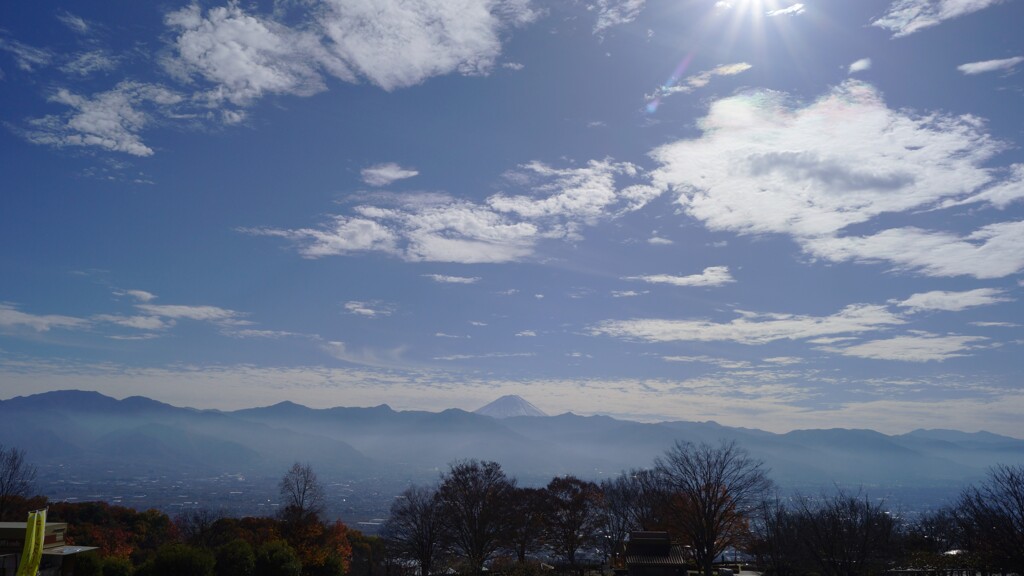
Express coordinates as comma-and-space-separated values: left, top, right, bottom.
474, 395, 547, 418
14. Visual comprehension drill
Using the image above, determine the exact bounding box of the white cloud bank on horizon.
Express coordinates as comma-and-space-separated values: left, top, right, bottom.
3, 358, 1022, 438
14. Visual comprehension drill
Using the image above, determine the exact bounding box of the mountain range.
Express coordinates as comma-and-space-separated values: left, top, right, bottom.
2, 390, 1022, 494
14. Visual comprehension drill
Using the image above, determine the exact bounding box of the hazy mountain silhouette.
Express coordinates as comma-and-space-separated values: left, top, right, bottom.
474, 395, 547, 418
3, 390, 1022, 491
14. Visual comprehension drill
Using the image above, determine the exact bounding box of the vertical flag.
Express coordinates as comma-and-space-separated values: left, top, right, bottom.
16, 509, 46, 576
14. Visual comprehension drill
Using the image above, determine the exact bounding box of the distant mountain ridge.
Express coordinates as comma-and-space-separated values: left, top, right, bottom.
2, 390, 1023, 493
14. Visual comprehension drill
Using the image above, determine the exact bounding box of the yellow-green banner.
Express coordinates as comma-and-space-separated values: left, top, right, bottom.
16, 509, 46, 576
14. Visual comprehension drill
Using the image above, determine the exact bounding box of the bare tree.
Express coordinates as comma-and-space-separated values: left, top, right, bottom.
382, 485, 444, 576
0, 445, 36, 521
955, 464, 1024, 573
279, 462, 326, 524
436, 460, 515, 576
793, 492, 899, 576
542, 476, 602, 574
656, 440, 772, 576
506, 486, 547, 563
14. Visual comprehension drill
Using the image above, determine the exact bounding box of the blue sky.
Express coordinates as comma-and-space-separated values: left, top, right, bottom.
2, 0, 1023, 436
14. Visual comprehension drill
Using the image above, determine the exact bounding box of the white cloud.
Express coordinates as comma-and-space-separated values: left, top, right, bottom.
804, 221, 1024, 279
515, 330, 537, 337
647, 236, 674, 245
611, 290, 647, 297
624, 266, 735, 287
958, 56, 1024, 75
362, 163, 419, 186
762, 356, 803, 365
316, 0, 538, 91
873, 0, 1006, 37
971, 321, 1019, 327
164, 4, 342, 106
0, 304, 88, 332
57, 11, 91, 34
225, 329, 303, 339
423, 274, 481, 284
592, 0, 647, 34
848, 58, 872, 74
0, 39, 53, 71
650, 81, 1024, 278
244, 217, 400, 258
343, 300, 393, 318
120, 289, 157, 302
766, 3, 805, 16
258, 159, 657, 263
663, 355, 752, 369
895, 288, 1011, 312
23, 82, 182, 156
135, 303, 246, 324
489, 160, 657, 223
950, 164, 1024, 208
60, 51, 120, 76
592, 303, 904, 345
647, 63, 752, 107
819, 333, 988, 362
651, 81, 1001, 239
94, 314, 174, 330
321, 340, 408, 368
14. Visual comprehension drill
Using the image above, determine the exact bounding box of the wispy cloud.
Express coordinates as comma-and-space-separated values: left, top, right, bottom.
56, 11, 91, 34
362, 163, 419, 186
663, 355, 752, 369
894, 288, 1011, 312
646, 62, 752, 108
343, 300, 394, 318
766, 3, 805, 17
93, 314, 174, 331
591, 0, 646, 34
623, 266, 735, 287
819, 332, 989, 362
60, 51, 120, 76
22, 82, 183, 156
423, 274, 481, 284
873, 0, 1006, 37
592, 304, 904, 345
136, 303, 248, 325
804, 221, 1024, 279
0, 39, 53, 71
957, 56, 1024, 75
0, 304, 88, 332
252, 159, 658, 264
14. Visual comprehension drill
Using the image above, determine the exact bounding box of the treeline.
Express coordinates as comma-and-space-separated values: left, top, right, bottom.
0, 456, 378, 576
2, 443, 1022, 576
383, 442, 1024, 576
